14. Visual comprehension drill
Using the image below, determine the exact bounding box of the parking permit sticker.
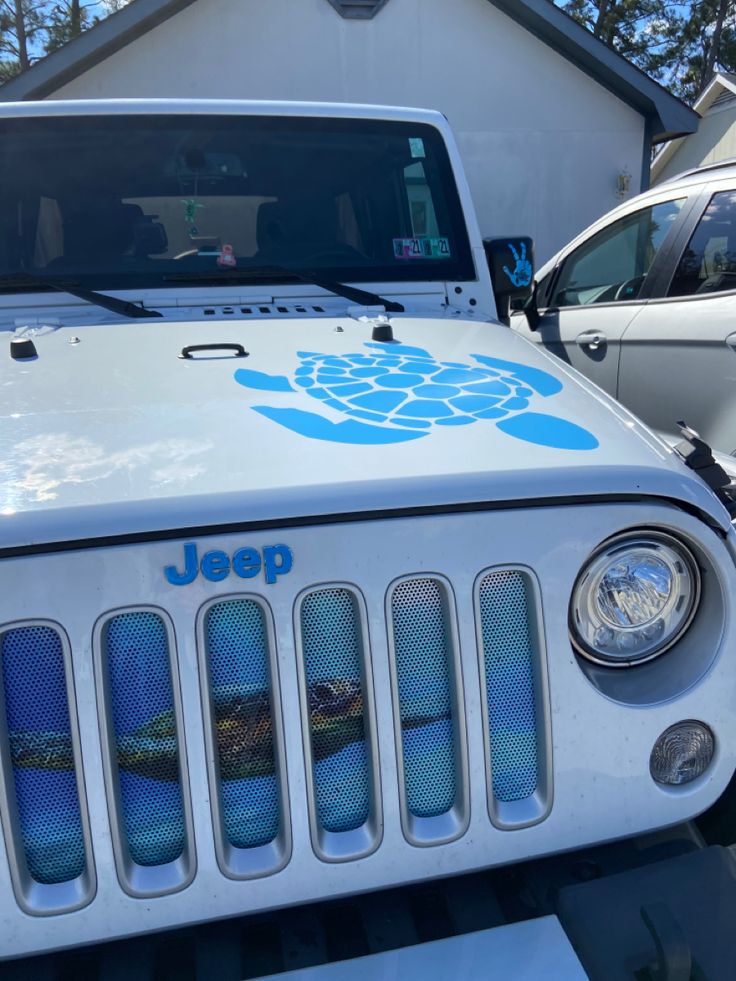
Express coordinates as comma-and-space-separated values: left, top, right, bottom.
393, 236, 451, 259
409, 137, 426, 158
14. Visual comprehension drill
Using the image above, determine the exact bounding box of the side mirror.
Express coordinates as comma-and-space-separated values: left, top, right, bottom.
483, 237, 534, 325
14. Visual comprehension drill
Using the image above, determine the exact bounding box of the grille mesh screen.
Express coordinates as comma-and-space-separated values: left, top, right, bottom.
1, 626, 86, 884
300, 589, 371, 833
205, 600, 280, 849
104, 613, 186, 866
478, 572, 538, 802
391, 579, 456, 817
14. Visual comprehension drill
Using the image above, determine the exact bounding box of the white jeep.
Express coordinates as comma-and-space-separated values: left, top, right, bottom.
0, 100, 735, 976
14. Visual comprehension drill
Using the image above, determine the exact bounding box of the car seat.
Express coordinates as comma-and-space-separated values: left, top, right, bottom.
255, 197, 348, 263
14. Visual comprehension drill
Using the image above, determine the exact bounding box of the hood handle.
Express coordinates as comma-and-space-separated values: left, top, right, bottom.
179, 343, 249, 360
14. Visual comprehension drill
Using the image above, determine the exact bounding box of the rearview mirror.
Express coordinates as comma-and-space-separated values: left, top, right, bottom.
483, 237, 534, 324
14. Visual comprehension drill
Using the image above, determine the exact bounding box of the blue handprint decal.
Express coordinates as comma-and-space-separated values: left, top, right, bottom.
234, 343, 598, 451
502, 242, 533, 288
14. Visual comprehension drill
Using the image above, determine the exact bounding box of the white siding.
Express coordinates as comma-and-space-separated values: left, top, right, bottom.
51, 0, 645, 262
655, 101, 736, 184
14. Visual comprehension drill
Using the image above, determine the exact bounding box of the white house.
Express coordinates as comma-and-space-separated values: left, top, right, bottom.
0, 0, 697, 262
653, 72, 736, 184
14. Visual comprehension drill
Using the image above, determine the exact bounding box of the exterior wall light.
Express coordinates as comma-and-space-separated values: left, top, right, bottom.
616, 168, 632, 200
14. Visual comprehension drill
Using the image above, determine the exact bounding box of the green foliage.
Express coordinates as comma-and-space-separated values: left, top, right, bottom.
0, 0, 108, 78
0, 56, 21, 81
0, 0, 47, 73
557, 0, 736, 103
44, 0, 97, 54
663, 0, 736, 103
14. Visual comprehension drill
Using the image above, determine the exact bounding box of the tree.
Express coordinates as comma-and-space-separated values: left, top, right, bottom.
557, 0, 736, 104
558, 0, 672, 74
0, 0, 46, 78
0, 0, 115, 77
661, 0, 736, 102
44, 0, 97, 53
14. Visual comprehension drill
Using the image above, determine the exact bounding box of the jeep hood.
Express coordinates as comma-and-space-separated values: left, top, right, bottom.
0, 314, 729, 548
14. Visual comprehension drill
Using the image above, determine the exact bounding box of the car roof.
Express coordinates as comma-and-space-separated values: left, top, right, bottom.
658, 157, 736, 186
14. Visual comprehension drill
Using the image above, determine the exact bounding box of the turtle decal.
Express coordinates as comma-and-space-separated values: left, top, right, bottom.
233, 342, 598, 450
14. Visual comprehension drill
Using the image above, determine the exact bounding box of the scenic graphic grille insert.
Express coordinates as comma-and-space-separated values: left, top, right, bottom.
300, 589, 371, 833
103, 612, 186, 866
204, 599, 280, 849
390, 579, 456, 817
1, 626, 86, 884
478, 573, 538, 802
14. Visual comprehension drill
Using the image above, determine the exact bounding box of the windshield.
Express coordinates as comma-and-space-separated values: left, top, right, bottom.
0, 113, 475, 290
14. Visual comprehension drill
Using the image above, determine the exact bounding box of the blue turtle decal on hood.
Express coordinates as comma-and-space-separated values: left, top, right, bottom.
234, 343, 598, 450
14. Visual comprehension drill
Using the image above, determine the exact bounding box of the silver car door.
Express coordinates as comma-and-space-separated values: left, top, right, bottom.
618, 185, 736, 456
514, 198, 687, 396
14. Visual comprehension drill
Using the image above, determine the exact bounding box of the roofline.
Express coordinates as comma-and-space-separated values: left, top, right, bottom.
485, 0, 698, 143
0, 0, 197, 101
0, 0, 701, 141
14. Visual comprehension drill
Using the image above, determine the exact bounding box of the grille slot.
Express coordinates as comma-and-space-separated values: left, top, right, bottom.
201, 598, 290, 877
390, 578, 458, 821
0, 625, 87, 887
298, 587, 380, 859
98, 610, 193, 892
477, 571, 541, 816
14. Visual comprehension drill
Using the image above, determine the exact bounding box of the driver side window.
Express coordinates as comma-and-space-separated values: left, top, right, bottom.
550, 199, 685, 308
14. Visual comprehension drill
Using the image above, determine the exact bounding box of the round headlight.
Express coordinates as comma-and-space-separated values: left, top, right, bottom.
570, 532, 700, 666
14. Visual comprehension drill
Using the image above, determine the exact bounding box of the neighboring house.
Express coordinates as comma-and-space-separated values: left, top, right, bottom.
0, 0, 697, 262
653, 72, 736, 185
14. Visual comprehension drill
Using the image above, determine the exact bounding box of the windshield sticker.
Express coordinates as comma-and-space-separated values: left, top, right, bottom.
234, 343, 598, 450
393, 237, 451, 260
217, 244, 237, 268
409, 137, 426, 159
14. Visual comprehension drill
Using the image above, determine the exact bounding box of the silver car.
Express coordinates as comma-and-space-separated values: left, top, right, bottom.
513, 159, 736, 460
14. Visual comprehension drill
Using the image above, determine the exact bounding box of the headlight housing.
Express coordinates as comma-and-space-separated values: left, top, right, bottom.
570, 532, 700, 667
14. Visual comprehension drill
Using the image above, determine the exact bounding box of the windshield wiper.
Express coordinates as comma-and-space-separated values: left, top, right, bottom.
164, 266, 405, 313
0, 273, 163, 319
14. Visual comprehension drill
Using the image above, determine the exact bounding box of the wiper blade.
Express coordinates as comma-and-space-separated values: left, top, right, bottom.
164, 266, 405, 313
0, 273, 163, 319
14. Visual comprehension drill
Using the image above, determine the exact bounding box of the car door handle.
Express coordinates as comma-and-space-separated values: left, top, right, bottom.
726, 332, 736, 351
575, 330, 607, 351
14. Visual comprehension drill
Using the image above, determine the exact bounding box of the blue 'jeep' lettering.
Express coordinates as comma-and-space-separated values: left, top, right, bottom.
164, 542, 292, 585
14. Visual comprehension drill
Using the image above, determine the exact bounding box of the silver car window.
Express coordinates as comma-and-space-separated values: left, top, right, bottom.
551, 199, 685, 308
668, 190, 736, 297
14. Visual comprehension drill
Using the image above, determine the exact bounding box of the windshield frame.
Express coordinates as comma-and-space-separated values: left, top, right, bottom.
0, 112, 478, 292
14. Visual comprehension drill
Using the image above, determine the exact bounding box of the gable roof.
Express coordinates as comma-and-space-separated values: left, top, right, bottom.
651, 71, 735, 180
0, 0, 698, 141
488, 0, 696, 142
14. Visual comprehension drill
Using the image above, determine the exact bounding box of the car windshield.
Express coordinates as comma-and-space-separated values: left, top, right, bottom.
0, 113, 475, 290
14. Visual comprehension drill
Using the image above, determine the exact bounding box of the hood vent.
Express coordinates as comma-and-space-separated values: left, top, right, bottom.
199, 304, 327, 317
326, 0, 390, 18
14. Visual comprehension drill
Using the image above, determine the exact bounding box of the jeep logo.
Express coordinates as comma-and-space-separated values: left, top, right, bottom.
164, 542, 293, 586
